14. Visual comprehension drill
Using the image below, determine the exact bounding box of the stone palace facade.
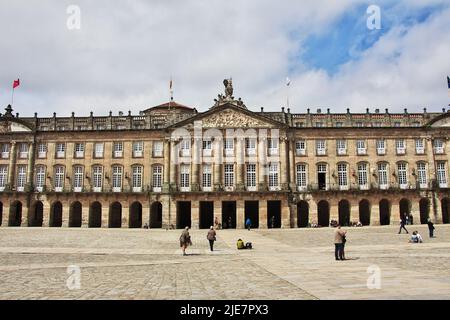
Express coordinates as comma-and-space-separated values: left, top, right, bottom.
1, 80, 449, 229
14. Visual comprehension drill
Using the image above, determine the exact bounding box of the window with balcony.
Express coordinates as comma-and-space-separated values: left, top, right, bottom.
1, 144, 9, 159
357, 163, 369, 190
152, 165, 163, 192
37, 143, 47, 158
35, 166, 45, 192
132, 166, 143, 192
203, 140, 212, 157
336, 139, 347, 155
376, 139, 386, 155
377, 162, 389, 189
317, 163, 327, 190
224, 164, 234, 189
112, 166, 122, 192
132, 141, 144, 158
0, 165, 7, 191
434, 139, 444, 154
246, 164, 256, 191
397, 162, 408, 189
92, 166, 103, 192
202, 165, 212, 191
73, 166, 84, 192
396, 139, 406, 155
296, 164, 307, 191
16, 165, 26, 191
245, 138, 256, 156
337, 163, 348, 190
94, 143, 104, 158
417, 162, 427, 189
267, 138, 279, 156
19, 143, 28, 159
153, 141, 163, 157
356, 140, 367, 155
224, 138, 234, 156
296, 140, 306, 156
268, 163, 279, 190
415, 138, 425, 154
113, 142, 123, 158
54, 166, 65, 192
437, 162, 448, 188
180, 164, 190, 191
74, 143, 85, 158
316, 140, 326, 155
180, 139, 190, 157
56, 143, 66, 158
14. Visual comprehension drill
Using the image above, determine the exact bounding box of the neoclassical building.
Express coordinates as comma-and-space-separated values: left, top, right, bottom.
0, 80, 449, 229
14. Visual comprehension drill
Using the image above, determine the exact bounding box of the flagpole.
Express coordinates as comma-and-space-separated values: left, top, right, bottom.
11, 87, 15, 106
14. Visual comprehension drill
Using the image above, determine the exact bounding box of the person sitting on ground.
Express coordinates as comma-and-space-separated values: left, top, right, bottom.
409, 231, 423, 243
236, 238, 245, 250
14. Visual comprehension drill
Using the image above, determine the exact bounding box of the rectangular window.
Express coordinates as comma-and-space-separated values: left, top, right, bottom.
153, 141, 163, 157
268, 163, 279, 190
376, 139, 386, 155
246, 138, 256, 155
337, 163, 348, 190
434, 139, 444, 154
94, 143, 104, 158
296, 140, 306, 156
316, 140, 326, 155
180, 139, 190, 157
224, 138, 234, 156
75, 143, 85, 158
317, 164, 327, 191
203, 140, 212, 157
358, 163, 369, 190
54, 166, 65, 192
378, 163, 388, 189
296, 164, 307, 191
0, 165, 7, 191
133, 141, 144, 158
112, 166, 122, 192
396, 139, 406, 155
152, 165, 163, 192
224, 164, 234, 188
356, 140, 367, 155
113, 142, 124, 158
93, 166, 103, 192
416, 139, 425, 154
37, 143, 47, 158
336, 139, 347, 155
1, 144, 9, 159
246, 164, 256, 190
417, 163, 427, 189
132, 166, 143, 192
397, 163, 408, 189
180, 164, 190, 191
35, 166, 46, 192
202, 165, 212, 190
73, 166, 83, 192
19, 143, 28, 159
16, 165, 26, 191
268, 138, 279, 156
56, 143, 65, 158
437, 162, 447, 188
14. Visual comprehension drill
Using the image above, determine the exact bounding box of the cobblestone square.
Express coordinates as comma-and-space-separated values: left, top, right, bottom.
0, 225, 449, 300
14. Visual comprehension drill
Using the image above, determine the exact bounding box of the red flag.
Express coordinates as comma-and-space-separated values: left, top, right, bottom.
13, 79, 20, 89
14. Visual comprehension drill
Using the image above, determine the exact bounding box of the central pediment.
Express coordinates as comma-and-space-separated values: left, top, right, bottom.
169, 104, 286, 129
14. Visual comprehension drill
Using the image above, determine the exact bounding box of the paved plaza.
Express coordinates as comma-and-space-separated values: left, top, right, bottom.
0, 225, 449, 300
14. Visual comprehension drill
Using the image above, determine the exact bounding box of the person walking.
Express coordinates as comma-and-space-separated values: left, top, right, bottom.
398, 217, 409, 234
207, 226, 217, 251
179, 226, 191, 256
427, 218, 435, 238
245, 217, 252, 231
334, 225, 347, 261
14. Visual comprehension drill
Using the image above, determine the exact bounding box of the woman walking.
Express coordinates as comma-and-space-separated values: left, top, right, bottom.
180, 226, 192, 256
207, 226, 217, 251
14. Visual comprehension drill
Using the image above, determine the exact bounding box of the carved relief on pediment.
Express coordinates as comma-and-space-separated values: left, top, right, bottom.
0, 120, 32, 133
200, 109, 272, 128
431, 117, 450, 127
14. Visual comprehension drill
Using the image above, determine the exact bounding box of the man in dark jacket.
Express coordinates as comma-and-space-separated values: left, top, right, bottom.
207, 226, 217, 251
427, 218, 435, 238
398, 217, 409, 234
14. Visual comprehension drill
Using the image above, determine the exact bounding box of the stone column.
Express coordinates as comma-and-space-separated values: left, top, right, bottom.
101, 204, 109, 228
26, 142, 35, 191
42, 200, 50, 227
288, 138, 296, 191
350, 201, 359, 224
21, 206, 29, 227
1, 204, 9, 226
330, 200, 339, 222
390, 200, 400, 225
280, 137, 288, 190
213, 138, 222, 191
7, 141, 17, 189
289, 203, 297, 228
281, 199, 290, 228
236, 200, 245, 229
62, 203, 69, 228
169, 140, 177, 191
191, 138, 200, 192
81, 204, 89, 228
161, 196, 171, 229
163, 140, 170, 192
214, 201, 222, 228
259, 200, 267, 229
169, 197, 177, 228
410, 198, 420, 225
309, 199, 318, 226
122, 203, 129, 228
258, 137, 267, 191
236, 138, 244, 191
371, 202, 380, 226
191, 200, 199, 229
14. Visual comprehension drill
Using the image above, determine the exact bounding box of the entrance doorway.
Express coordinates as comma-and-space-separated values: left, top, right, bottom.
109, 202, 122, 228
177, 201, 191, 229
129, 202, 142, 228
244, 201, 259, 229
222, 201, 236, 229
50, 201, 63, 227
9, 201, 22, 226
267, 200, 281, 228
199, 201, 214, 229
29, 201, 44, 227
318, 200, 329, 227
69, 201, 82, 227
89, 202, 102, 228
442, 198, 450, 224
419, 198, 430, 224
150, 202, 162, 228
359, 199, 370, 226
297, 201, 309, 228
399, 198, 411, 223
338, 200, 350, 226
379, 199, 391, 225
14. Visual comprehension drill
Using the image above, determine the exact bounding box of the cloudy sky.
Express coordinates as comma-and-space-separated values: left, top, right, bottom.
0, 0, 449, 116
